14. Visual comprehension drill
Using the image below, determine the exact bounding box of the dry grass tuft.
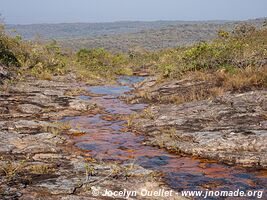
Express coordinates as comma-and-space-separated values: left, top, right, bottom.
216, 66, 267, 91
30, 164, 54, 174
0, 160, 26, 179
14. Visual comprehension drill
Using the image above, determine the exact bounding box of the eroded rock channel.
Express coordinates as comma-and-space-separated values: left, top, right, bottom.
0, 76, 181, 200
64, 76, 266, 197
0, 75, 266, 199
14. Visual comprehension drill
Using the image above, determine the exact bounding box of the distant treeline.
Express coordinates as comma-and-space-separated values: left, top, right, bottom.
5, 18, 267, 52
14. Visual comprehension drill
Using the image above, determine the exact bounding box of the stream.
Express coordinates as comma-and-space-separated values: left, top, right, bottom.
63, 76, 266, 198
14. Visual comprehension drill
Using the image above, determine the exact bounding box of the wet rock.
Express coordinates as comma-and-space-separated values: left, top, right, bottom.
0, 76, 184, 199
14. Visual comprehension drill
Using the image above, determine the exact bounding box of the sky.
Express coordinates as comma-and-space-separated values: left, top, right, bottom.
0, 0, 267, 24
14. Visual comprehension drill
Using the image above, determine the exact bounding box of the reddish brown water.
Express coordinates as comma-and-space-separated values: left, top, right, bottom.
64, 76, 266, 198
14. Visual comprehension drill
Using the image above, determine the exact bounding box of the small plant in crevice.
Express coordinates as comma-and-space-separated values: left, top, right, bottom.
125, 113, 137, 127
0, 160, 26, 180
85, 164, 96, 182
44, 121, 71, 135
140, 108, 155, 120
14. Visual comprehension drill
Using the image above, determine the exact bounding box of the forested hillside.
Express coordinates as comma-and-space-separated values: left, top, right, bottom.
6, 18, 266, 52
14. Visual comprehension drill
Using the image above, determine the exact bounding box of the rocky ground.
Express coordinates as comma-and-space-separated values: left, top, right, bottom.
128, 77, 267, 168
0, 75, 186, 200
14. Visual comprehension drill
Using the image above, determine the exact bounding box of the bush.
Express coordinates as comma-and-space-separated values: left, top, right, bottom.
76, 48, 131, 79
0, 27, 20, 67
144, 27, 267, 79
0, 24, 69, 81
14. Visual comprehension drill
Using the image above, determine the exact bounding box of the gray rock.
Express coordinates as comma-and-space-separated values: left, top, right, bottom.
32, 153, 64, 161
69, 100, 94, 111
13, 120, 49, 130
17, 104, 42, 114
135, 90, 267, 168
36, 176, 83, 195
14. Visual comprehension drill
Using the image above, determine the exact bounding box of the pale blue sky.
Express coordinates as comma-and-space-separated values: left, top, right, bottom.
0, 0, 266, 24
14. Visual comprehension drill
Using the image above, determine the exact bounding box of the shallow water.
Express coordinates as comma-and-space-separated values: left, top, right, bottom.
64, 76, 266, 197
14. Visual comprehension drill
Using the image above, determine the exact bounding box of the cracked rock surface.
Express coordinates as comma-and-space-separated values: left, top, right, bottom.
0, 76, 183, 200
132, 78, 267, 168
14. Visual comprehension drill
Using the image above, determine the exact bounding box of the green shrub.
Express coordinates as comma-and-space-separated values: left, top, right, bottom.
0, 23, 68, 78
76, 47, 130, 79
147, 27, 267, 78
0, 28, 20, 67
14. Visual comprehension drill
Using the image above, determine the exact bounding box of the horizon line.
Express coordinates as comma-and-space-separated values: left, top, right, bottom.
5, 17, 267, 26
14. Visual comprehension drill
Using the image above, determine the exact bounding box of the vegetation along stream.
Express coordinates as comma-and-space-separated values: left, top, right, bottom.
62, 76, 266, 196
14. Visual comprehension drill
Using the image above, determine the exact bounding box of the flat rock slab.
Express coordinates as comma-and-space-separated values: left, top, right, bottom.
0, 77, 176, 200
17, 104, 43, 114
36, 176, 83, 195
135, 90, 267, 168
